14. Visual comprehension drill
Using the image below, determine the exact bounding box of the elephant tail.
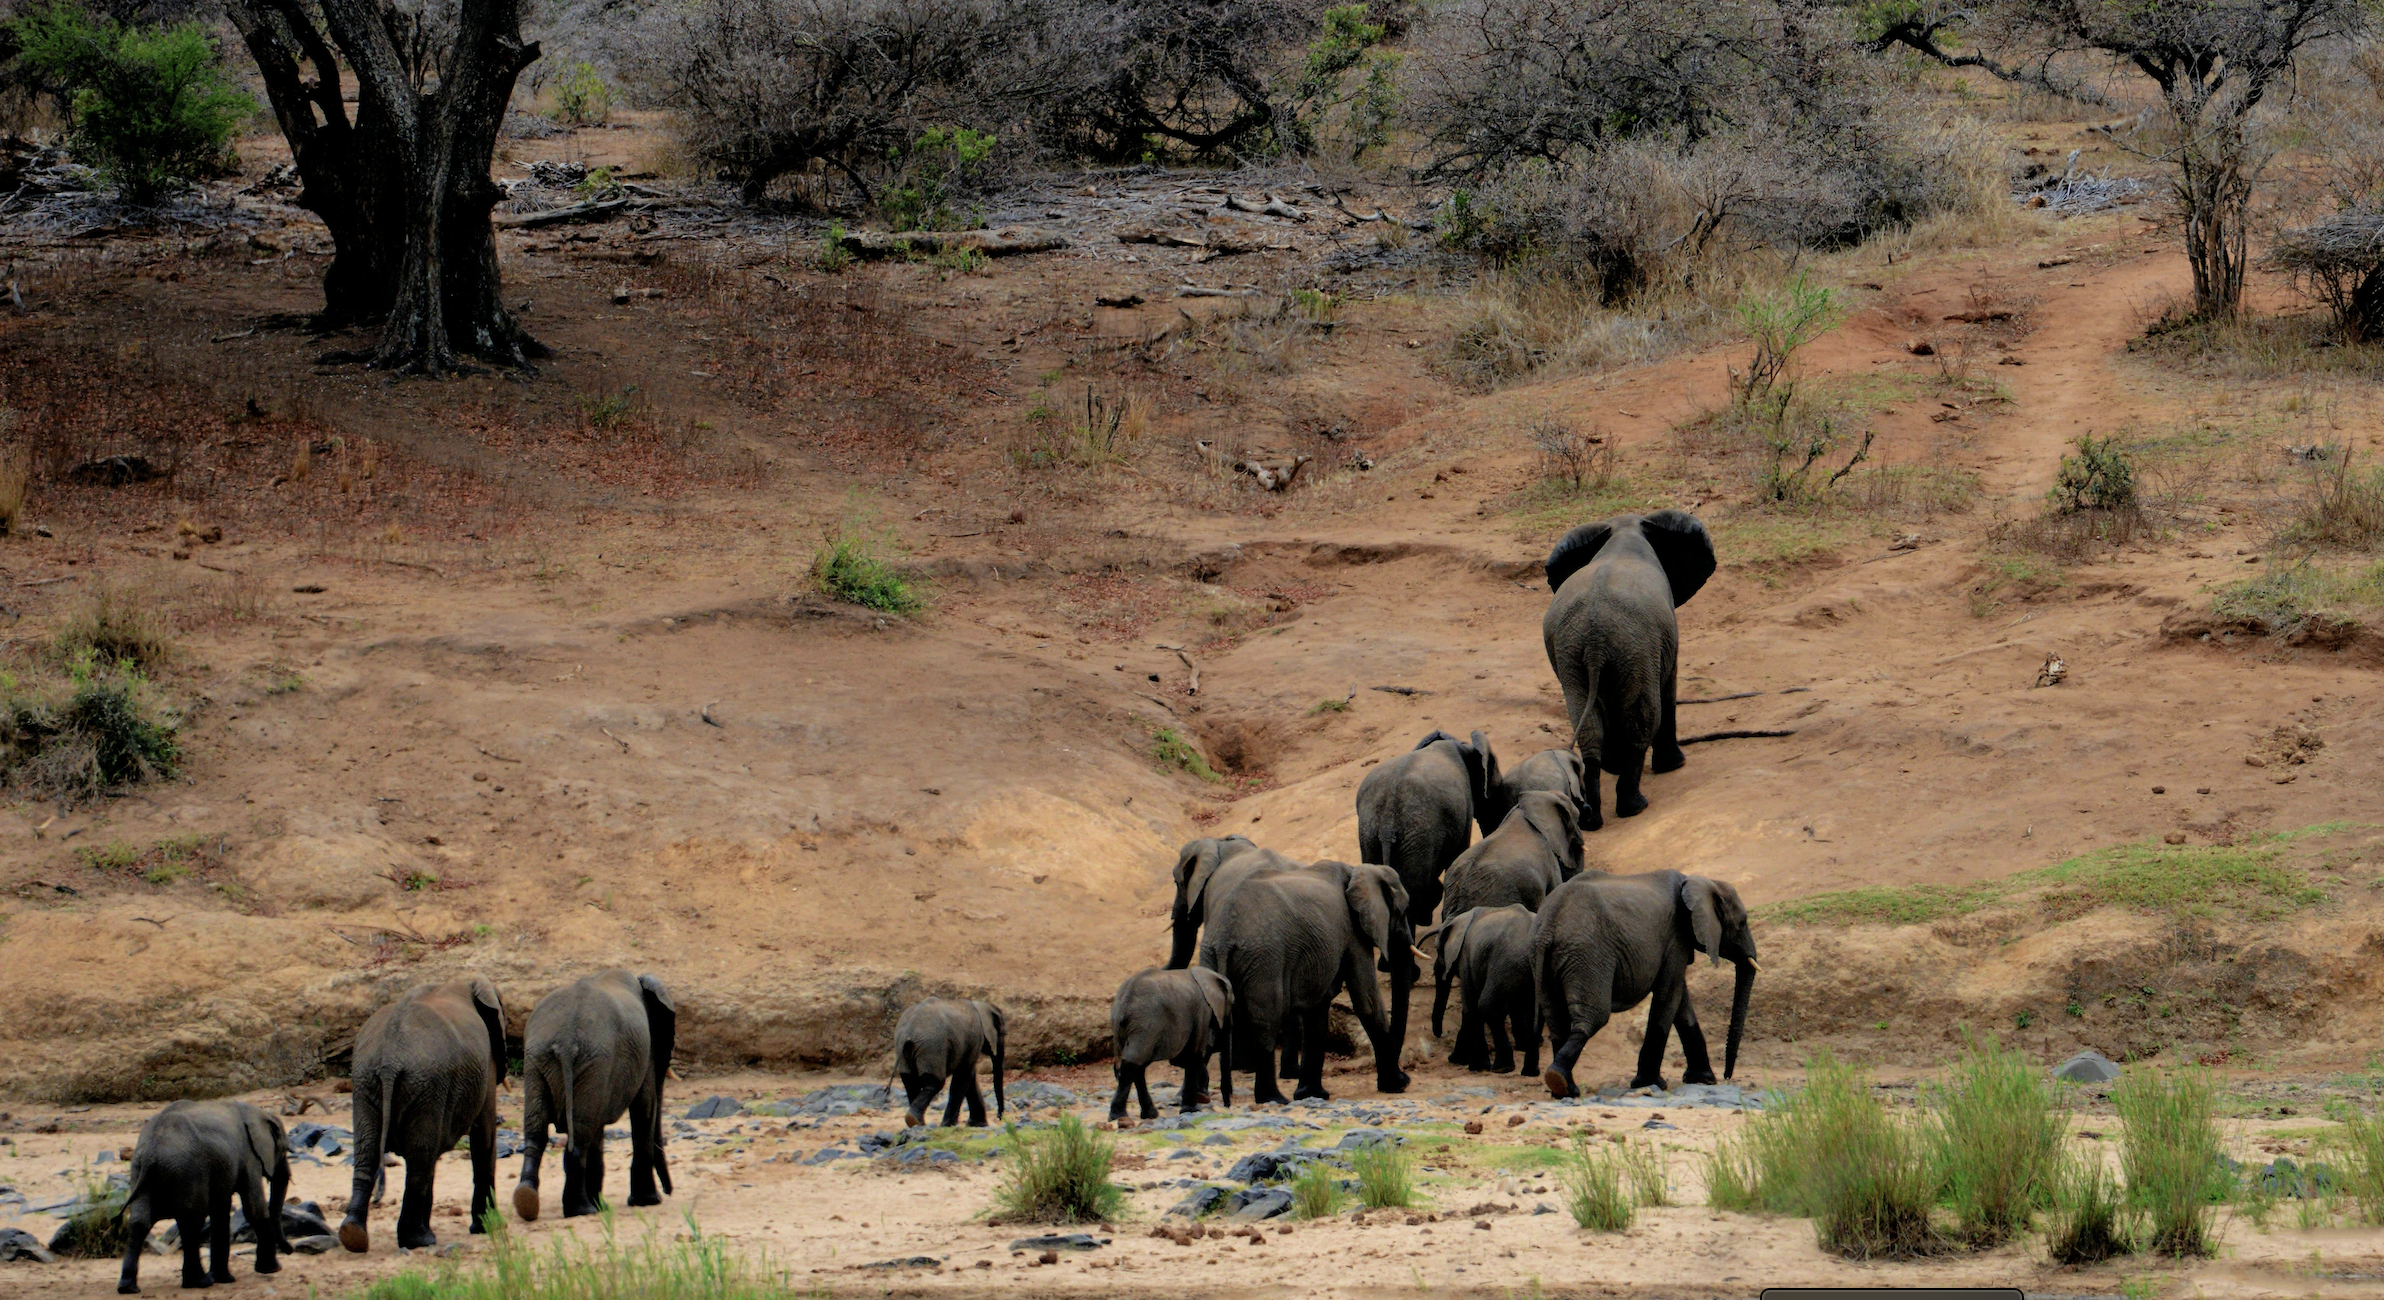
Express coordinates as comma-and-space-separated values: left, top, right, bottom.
557, 1043, 578, 1154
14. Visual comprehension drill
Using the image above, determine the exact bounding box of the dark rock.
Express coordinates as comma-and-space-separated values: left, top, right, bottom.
1333, 1129, 1400, 1150
1226, 1148, 1334, 1184
65, 455, 159, 487
2257, 1156, 2338, 1198
1532, 1202, 1557, 1215
605, 1128, 627, 1141
2054, 1050, 2122, 1083
1200, 1133, 1235, 1146
685, 1095, 745, 1120
280, 1200, 332, 1241
1225, 1187, 1294, 1221
1005, 1082, 1081, 1108
1006, 1233, 1107, 1252
862, 1256, 944, 1269
880, 1146, 957, 1167
0, 1227, 53, 1263
785, 1084, 894, 1117
802, 1147, 858, 1166
1165, 1185, 1224, 1218
1167, 1149, 1200, 1160
1642, 1120, 1678, 1130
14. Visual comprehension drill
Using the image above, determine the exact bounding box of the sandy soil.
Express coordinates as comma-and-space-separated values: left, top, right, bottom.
0, 93, 2380, 1295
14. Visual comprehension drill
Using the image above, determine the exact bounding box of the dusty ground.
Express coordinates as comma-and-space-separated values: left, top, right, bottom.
0, 85, 2380, 1295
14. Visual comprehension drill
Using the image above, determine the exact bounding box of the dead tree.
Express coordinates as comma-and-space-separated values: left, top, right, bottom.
224, 0, 545, 372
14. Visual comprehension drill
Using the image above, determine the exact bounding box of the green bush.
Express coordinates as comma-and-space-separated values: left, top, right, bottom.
2045, 1145, 2134, 1264
2048, 434, 2138, 513
809, 517, 920, 613
882, 126, 996, 232
993, 1115, 1125, 1224
0, 660, 180, 798
2336, 1110, 2384, 1225
8, 1, 251, 204
1289, 1160, 1346, 1219
1925, 1032, 2066, 1245
2113, 1067, 2225, 1257
550, 60, 614, 124
1349, 1140, 1417, 1209
817, 221, 853, 272
1734, 273, 1839, 406
1149, 728, 1220, 782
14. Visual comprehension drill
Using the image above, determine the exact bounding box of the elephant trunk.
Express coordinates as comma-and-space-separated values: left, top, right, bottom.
1165, 898, 1198, 970
991, 1047, 1006, 1121
1431, 952, 1454, 1040
1725, 958, 1755, 1081
1388, 952, 1412, 1072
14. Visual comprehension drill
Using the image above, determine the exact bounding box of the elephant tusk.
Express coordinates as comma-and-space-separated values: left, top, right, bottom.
1411, 946, 1433, 965
667, 1067, 684, 1082
1741, 959, 1759, 973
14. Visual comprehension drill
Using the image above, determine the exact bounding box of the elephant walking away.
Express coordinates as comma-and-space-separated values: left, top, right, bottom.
1430, 905, 1540, 1075
341, 978, 508, 1252
117, 1100, 288, 1294
1164, 836, 1263, 970
1438, 791, 1587, 920
513, 971, 676, 1221
1109, 966, 1233, 1120
893, 997, 1006, 1127
1533, 870, 1757, 1098
1541, 510, 1716, 829
1199, 858, 1415, 1105
1355, 730, 1491, 928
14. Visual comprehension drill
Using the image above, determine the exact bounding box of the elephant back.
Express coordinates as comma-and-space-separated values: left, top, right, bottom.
894, 997, 986, 1076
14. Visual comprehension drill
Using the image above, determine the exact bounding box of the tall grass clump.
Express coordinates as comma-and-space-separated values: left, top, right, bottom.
1349, 1139, 1417, 1209
2044, 1146, 2134, 1264
1565, 1134, 1667, 1230
809, 514, 920, 614
993, 1115, 1125, 1224
44, 1173, 128, 1257
354, 1212, 786, 1300
1699, 1053, 1936, 1257
1289, 1160, 1346, 1219
1925, 1032, 2066, 1246
2330, 1109, 2384, 1224
0, 656, 180, 798
2294, 447, 2384, 547
2113, 1067, 2226, 1257
56, 580, 173, 668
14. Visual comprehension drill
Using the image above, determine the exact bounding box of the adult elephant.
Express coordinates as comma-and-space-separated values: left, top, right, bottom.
1198, 858, 1414, 1105
1355, 730, 1493, 927
513, 971, 676, 1221
1438, 791, 1587, 920
1164, 836, 1263, 970
1541, 510, 1716, 829
1532, 870, 1756, 1098
1430, 904, 1538, 1075
341, 979, 507, 1253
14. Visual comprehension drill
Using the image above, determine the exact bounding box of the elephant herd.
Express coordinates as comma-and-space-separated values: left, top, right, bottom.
928, 510, 1762, 1128
111, 969, 674, 1294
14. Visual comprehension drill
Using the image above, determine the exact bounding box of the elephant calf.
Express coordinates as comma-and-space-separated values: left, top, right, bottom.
1438, 791, 1586, 920
1109, 967, 1233, 1121
1431, 905, 1540, 1076
515, 970, 677, 1221
343, 978, 507, 1253
893, 997, 1006, 1127
1534, 870, 1757, 1098
118, 1099, 289, 1294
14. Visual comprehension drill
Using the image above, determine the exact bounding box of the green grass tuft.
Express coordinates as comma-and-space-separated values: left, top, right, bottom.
1289, 1160, 1346, 1219
1150, 728, 1220, 782
348, 1213, 791, 1299
1699, 1053, 1937, 1257
1763, 836, 2331, 928
2114, 1068, 2226, 1258
47, 1174, 128, 1258
1561, 1136, 1636, 1231
993, 1115, 1125, 1224
1349, 1139, 1417, 1209
810, 518, 921, 614
2335, 1110, 2384, 1224
1925, 1031, 2065, 1246
2045, 1145, 2134, 1264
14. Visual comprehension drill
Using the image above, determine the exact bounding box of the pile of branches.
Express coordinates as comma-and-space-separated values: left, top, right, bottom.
2266, 207, 2384, 343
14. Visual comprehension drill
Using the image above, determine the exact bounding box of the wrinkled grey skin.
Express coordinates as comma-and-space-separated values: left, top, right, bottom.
1501, 747, 1589, 819
117, 1100, 288, 1294
893, 997, 1006, 1127
1165, 838, 1333, 1080
341, 978, 506, 1253
1438, 791, 1587, 920
513, 971, 676, 1221
1541, 510, 1717, 830
1108, 966, 1233, 1120
1428, 905, 1540, 1076
1532, 871, 1757, 1098
1355, 730, 1493, 927
1198, 858, 1414, 1105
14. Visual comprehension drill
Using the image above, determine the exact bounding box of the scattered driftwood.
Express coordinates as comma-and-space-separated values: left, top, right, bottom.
1943, 309, 2014, 323
1177, 286, 1255, 297
2266, 208, 2384, 342
66, 454, 160, 486
1371, 685, 1430, 697
1095, 292, 1144, 308
1235, 453, 1310, 491
841, 227, 1068, 259
495, 198, 629, 230
1678, 729, 1797, 744
1678, 691, 1763, 705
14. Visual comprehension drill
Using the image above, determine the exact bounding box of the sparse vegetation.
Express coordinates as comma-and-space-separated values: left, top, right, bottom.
1531, 419, 1617, 495
2293, 448, 2384, 548
1290, 1160, 1346, 1219
549, 60, 614, 125
2114, 1068, 2225, 1257
1561, 1134, 1637, 1230
2211, 559, 2384, 634
1349, 1138, 1418, 1209
350, 1214, 784, 1300
993, 1115, 1125, 1224
56, 581, 172, 669
1734, 275, 1840, 407
809, 510, 921, 614
1150, 728, 1220, 782
1763, 838, 2327, 927
8, 0, 251, 204
2333, 1110, 2384, 1224
0, 658, 181, 799
883, 125, 997, 232
45, 1173, 127, 1258
1926, 1032, 2065, 1246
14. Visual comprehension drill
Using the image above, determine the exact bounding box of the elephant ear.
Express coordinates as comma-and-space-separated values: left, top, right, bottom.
1411, 729, 1461, 752
1521, 793, 1584, 879
1190, 968, 1233, 1031
1330, 861, 1394, 957
1679, 876, 1725, 967
638, 974, 678, 1084
1436, 908, 1478, 966
1640, 509, 1717, 607
1544, 520, 1615, 593
242, 1108, 284, 1177
468, 977, 508, 1081
1175, 837, 1251, 916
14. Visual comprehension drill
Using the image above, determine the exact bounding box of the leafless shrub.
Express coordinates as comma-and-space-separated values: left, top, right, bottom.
1531, 419, 1615, 494
2266, 209, 2384, 344
2292, 446, 2384, 548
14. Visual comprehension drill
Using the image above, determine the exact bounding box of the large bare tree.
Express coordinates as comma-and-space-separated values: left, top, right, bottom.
1868, 0, 2371, 320
224, 0, 545, 372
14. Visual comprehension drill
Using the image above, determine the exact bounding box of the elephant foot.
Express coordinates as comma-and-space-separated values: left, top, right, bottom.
1376, 1069, 1411, 1094
210, 1270, 236, 1286
1139, 1106, 1159, 1120
1106, 1107, 1127, 1122
397, 1226, 438, 1251
254, 1257, 281, 1275
1492, 1057, 1515, 1075
1629, 1073, 1669, 1091
905, 1111, 927, 1128
338, 1220, 368, 1254
1543, 1068, 1579, 1100
1652, 747, 1686, 774
118, 1284, 140, 1296
1252, 1089, 1289, 1107
1615, 789, 1649, 817
626, 1191, 661, 1208
1292, 1083, 1331, 1102
512, 1184, 541, 1222
1683, 1069, 1718, 1086
179, 1275, 211, 1291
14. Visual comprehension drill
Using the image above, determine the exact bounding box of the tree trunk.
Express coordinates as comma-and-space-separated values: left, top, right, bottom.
224, 0, 544, 371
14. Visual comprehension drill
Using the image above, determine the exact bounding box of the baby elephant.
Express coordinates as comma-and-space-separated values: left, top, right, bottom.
118, 1099, 289, 1294
892, 997, 1005, 1127
1109, 966, 1234, 1121
1431, 905, 1540, 1076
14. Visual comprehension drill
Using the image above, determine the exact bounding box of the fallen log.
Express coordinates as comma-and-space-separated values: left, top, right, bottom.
1678, 729, 1797, 745
841, 226, 1068, 258
495, 198, 629, 230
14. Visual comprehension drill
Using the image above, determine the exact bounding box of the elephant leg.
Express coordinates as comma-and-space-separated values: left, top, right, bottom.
1292, 1003, 1332, 1101
1454, 1000, 1486, 1071
396, 1152, 438, 1250
1108, 1064, 1134, 1122
1546, 996, 1608, 1100
117, 1196, 153, 1294
1632, 974, 1688, 1091
581, 1140, 609, 1214
1489, 1011, 1515, 1075
1132, 1063, 1158, 1120
1277, 1014, 1302, 1085
1564, 683, 1605, 833
1611, 742, 1650, 818
208, 1185, 234, 1284
899, 1072, 931, 1128
627, 1088, 662, 1208
1180, 1055, 1209, 1114
177, 1212, 207, 1288
558, 1140, 590, 1219
514, 1127, 546, 1223
1674, 989, 1718, 1086
1517, 996, 1543, 1080
964, 1071, 989, 1127
1345, 954, 1410, 1094
239, 1167, 279, 1276
1247, 1016, 1286, 1107
469, 1107, 499, 1230
940, 1073, 966, 1127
